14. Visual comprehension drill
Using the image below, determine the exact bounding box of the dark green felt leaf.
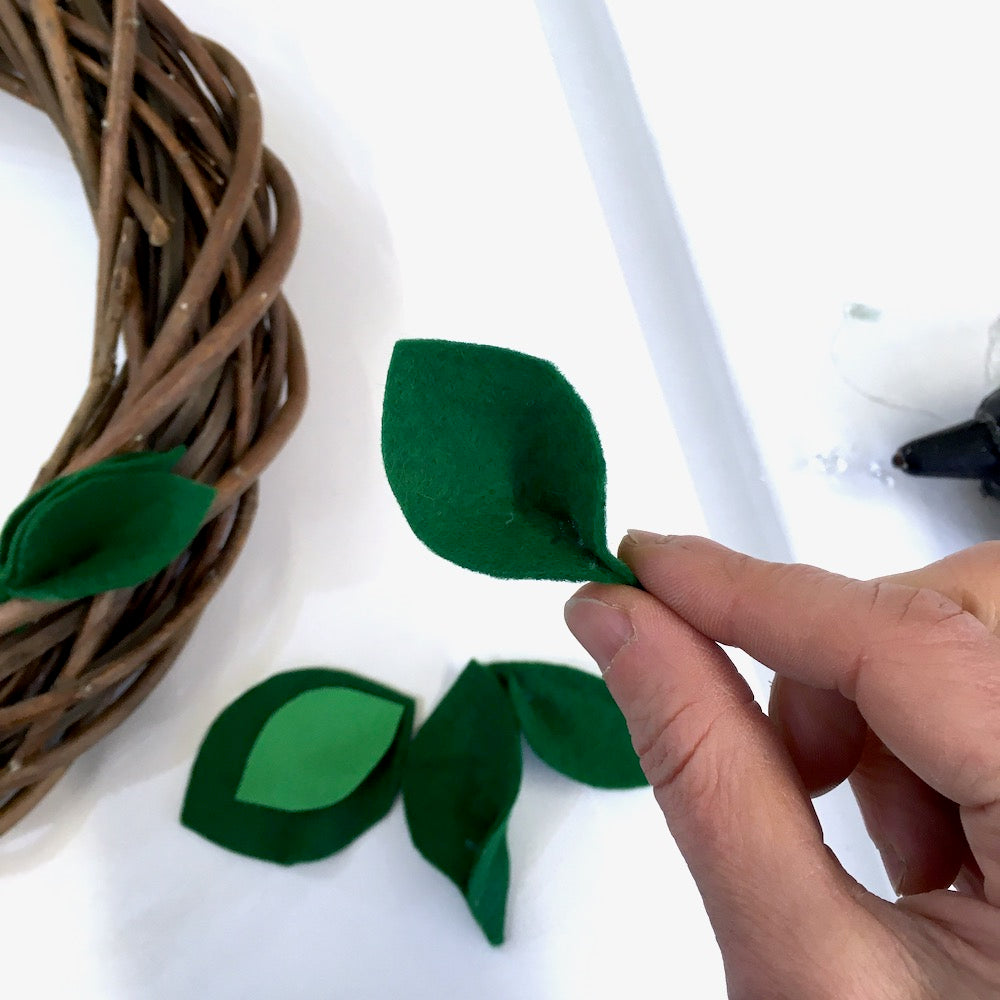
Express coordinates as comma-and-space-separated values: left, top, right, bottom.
235, 687, 406, 812
466, 822, 511, 945
0, 447, 185, 570
402, 661, 522, 945
491, 661, 646, 789
182, 669, 415, 865
0, 448, 213, 602
382, 339, 636, 585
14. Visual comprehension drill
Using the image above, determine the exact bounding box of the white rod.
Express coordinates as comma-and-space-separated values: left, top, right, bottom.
533, 0, 792, 562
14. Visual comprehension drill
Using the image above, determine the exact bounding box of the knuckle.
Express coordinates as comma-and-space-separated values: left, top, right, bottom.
845, 579, 995, 701
634, 701, 738, 817
954, 585, 1000, 634
865, 580, 981, 640
955, 743, 1000, 807
964, 798, 1000, 862
719, 548, 753, 585
716, 552, 755, 628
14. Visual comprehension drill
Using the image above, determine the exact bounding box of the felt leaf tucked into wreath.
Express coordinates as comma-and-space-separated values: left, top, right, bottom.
381, 339, 636, 585
0, 449, 181, 575
182, 669, 414, 865
0, 448, 214, 603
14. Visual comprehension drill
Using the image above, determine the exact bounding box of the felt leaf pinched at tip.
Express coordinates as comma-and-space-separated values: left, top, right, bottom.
182, 669, 415, 865
402, 661, 522, 945
0, 447, 214, 602
381, 339, 636, 585
490, 661, 647, 789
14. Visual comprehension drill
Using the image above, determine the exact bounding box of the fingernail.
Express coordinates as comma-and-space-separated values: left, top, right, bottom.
881, 842, 908, 896
564, 598, 635, 674
624, 528, 674, 546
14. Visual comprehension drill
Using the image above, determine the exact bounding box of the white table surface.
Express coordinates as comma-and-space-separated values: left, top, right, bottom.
1, 3, 994, 997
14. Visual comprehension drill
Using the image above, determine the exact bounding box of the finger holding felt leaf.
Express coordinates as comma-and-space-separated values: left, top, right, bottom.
768, 675, 970, 897
564, 582, 884, 997
767, 675, 867, 796
618, 532, 1000, 905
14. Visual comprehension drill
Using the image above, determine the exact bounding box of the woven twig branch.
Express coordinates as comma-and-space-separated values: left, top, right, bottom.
0, 0, 306, 833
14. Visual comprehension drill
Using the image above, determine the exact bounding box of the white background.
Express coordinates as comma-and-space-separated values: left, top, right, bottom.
1, 2, 998, 997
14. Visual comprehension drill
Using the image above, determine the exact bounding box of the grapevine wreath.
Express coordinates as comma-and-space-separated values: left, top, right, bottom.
0, 0, 305, 833
0, 2, 645, 948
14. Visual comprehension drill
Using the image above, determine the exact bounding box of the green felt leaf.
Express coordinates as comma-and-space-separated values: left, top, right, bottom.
0, 448, 213, 602
0, 447, 185, 570
182, 669, 415, 865
491, 661, 647, 789
382, 339, 636, 585
402, 661, 522, 945
235, 687, 406, 812
466, 822, 511, 946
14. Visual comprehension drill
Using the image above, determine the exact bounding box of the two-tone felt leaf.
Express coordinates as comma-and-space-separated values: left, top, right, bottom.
381, 339, 636, 585
402, 661, 522, 946
490, 661, 646, 789
182, 669, 414, 865
0, 447, 214, 602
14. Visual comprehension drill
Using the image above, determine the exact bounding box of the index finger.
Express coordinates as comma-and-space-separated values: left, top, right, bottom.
620, 532, 1000, 815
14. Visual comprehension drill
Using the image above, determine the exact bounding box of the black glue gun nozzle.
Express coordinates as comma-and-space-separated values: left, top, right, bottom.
893, 419, 999, 480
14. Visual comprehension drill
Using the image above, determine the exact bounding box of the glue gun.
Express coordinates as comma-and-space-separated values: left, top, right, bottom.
893, 387, 1000, 499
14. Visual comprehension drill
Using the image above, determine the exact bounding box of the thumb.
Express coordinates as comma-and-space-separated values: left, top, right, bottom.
564, 584, 869, 974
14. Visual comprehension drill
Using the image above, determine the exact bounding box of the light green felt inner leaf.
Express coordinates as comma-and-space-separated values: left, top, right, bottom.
236, 687, 407, 812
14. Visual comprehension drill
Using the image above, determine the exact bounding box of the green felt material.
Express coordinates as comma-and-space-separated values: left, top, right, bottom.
465, 823, 510, 945
0, 447, 213, 602
235, 687, 406, 812
490, 661, 647, 789
382, 339, 636, 585
402, 661, 522, 945
182, 669, 414, 865
0, 448, 185, 569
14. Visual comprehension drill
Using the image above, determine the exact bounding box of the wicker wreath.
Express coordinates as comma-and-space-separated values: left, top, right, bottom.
0, 0, 305, 833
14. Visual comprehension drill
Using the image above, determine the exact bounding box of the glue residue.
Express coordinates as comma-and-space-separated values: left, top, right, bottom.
802, 447, 895, 488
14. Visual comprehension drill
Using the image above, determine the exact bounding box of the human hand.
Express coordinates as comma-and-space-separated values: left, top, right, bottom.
564, 532, 1000, 999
